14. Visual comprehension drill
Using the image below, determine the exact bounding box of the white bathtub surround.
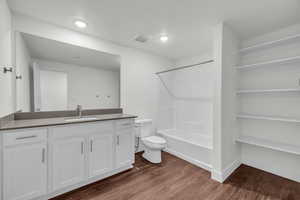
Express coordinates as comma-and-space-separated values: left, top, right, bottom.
156, 49, 215, 173
158, 129, 212, 171
156, 53, 217, 176
158, 129, 212, 149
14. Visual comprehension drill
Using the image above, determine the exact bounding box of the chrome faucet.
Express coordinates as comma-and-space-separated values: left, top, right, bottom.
76, 105, 83, 118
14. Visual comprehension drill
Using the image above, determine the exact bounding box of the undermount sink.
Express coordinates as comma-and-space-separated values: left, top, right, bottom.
64, 117, 98, 122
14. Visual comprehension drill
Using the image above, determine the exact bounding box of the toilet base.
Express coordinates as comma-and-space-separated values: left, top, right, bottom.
142, 148, 162, 163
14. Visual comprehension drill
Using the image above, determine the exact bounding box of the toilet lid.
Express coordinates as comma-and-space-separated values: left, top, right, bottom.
143, 136, 166, 144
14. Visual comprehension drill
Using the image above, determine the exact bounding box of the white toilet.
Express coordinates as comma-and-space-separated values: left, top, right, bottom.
135, 119, 167, 163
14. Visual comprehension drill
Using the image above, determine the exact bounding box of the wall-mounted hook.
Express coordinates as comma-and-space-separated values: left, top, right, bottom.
16, 75, 22, 80
3, 67, 13, 73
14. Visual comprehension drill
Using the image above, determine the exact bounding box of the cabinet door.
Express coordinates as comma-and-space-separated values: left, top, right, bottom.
52, 137, 85, 191
3, 143, 47, 200
116, 128, 134, 168
88, 134, 113, 178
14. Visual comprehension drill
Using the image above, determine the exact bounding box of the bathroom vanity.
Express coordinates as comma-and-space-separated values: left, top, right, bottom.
0, 30, 137, 200
0, 111, 136, 200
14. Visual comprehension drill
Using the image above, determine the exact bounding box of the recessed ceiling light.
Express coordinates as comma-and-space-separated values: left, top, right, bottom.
74, 20, 87, 28
160, 35, 169, 43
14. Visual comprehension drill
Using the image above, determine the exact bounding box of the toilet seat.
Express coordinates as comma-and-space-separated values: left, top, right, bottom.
142, 136, 166, 149
142, 136, 166, 144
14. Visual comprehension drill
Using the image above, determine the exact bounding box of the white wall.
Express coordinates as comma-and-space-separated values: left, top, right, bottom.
15, 31, 31, 112
0, 0, 14, 117
12, 14, 173, 133
34, 59, 120, 109
238, 23, 300, 182
175, 53, 212, 66
212, 23, 240, 182
0, 1, 12, 199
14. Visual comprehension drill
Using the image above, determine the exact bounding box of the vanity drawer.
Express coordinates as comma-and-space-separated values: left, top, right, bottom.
52, 121, 114, 139
116, 119, 134, 130
3, 128, 47, 146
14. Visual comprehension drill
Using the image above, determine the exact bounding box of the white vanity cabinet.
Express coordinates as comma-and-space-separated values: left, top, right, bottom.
2, 129, 47, 200
52, 137, 86, 191
0, 118, 135, 200
88, 134, 114, 178
116, 120, 135, 168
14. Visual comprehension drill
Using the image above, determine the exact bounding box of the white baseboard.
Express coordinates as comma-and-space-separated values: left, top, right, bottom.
242, 160, 300, 183
211, 170, 222, 182
222, 160, 241, 181
211, 160, 241, 183
163, 148, 212, 172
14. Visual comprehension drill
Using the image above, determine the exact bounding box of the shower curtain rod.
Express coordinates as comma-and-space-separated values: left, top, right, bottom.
155, 59, 214, 75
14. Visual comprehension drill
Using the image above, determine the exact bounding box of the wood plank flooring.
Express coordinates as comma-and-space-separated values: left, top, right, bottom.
51, 152, 300, 200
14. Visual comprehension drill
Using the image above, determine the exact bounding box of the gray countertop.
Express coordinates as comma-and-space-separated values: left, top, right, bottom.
0, 113, 137, 131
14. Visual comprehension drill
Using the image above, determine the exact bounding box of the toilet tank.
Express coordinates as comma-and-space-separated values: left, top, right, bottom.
135, 119, 153, 138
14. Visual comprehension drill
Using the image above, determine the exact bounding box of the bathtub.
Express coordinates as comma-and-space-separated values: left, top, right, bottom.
158, 129, 212, 171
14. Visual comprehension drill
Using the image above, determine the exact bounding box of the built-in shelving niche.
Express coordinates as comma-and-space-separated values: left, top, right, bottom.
237, 88, 300, 94
239, 34, 300, 54
236, 136, 300, 155
236, 33, 300, 160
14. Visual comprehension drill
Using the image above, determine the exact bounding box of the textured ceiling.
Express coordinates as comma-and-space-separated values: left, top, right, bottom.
9, 0, 300, 60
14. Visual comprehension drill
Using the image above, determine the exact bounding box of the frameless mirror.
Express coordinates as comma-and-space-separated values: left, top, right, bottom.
15, 32, 120, 112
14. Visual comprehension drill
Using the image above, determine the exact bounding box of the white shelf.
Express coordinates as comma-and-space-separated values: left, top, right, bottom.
239, 34, 300, 53
237, 56, 300, 70
236, 136, 300, 155
237, 114, 300, 123
237, 88, 300, 94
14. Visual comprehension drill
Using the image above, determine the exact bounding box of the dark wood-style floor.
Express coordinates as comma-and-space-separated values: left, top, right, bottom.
52, 152, 300, 200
